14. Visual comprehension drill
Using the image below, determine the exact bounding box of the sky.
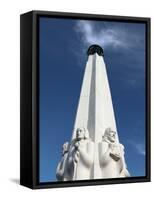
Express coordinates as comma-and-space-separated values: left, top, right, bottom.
39, 16, 146, 182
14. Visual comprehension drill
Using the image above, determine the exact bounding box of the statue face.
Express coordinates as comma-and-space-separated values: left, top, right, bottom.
107, 130, 116, 143
76, 128, 85, 140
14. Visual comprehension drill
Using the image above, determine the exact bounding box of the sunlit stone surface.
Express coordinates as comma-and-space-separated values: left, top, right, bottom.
56, 45, 130, 181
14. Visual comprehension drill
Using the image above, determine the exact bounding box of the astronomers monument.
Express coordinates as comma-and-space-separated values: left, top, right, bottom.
56, 44, 130, 181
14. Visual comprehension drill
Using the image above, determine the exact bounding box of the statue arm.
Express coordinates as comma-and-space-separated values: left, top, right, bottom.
56, 157, 65, 180
99, 142, 112, 166
109, 143, 122, 161
119, 144, 130, 177
67, 147, 78, 167
78, 142, 94, 168
67, 151, 74, 165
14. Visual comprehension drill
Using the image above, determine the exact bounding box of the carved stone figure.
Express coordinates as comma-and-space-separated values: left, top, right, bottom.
99, 127, 130, 178
56, 142, 71, 181
68, 128, 94, 180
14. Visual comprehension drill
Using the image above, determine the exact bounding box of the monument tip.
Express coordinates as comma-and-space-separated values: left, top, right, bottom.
87, 44, 104, 56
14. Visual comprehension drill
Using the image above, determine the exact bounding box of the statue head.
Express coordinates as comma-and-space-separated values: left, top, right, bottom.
62, 142, 69, 155
103, 127, 116, 143
76, 127, 89, 141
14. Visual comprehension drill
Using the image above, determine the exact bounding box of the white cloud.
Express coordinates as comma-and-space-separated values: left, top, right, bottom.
135, 143, 145, 156
129, 141, 145, 156
75, 20, 132, 49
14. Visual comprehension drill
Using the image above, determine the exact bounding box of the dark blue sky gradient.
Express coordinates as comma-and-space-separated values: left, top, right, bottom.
39, 17, 146, 182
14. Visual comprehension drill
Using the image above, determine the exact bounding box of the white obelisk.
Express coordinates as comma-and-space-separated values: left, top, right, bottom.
71, 45, 119, 178
56, 45, 130, 181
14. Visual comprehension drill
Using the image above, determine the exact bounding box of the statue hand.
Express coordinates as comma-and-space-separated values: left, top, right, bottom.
109, 143, 117, 148
109, 143, 121, 159
74, 142, 80, 150
74, 150, 80, 163
109, 143, 119, 151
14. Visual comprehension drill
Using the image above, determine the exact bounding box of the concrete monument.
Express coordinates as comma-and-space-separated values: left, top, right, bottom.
56, 44, 130, 180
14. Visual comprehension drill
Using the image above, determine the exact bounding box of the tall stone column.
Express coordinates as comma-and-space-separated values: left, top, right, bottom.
56, 45, 130, 181
72, 45, 119, 179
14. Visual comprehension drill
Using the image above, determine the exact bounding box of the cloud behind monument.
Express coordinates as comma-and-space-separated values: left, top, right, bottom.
129, 141, 145, 156
74, 20, 145, 51
75, 20, 126, 49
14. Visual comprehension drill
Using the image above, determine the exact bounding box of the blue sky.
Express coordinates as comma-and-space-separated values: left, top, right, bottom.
39, 17, 146, 182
